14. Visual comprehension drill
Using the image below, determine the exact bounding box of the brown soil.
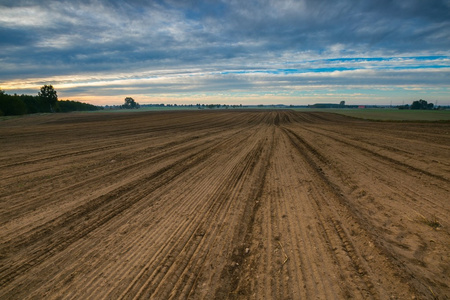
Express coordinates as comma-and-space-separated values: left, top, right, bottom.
0, 110, 449, 299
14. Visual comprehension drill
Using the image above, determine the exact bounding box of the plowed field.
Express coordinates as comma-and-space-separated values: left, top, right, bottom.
1, 110, 449, 299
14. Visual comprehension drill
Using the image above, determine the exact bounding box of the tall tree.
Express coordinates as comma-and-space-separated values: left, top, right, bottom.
38, 85, 58, 112
122, 97, 139, 109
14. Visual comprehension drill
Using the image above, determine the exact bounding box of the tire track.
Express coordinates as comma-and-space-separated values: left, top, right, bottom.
139, 141, 266, 299
115, 133, 265, 299
297, 125, 449, 184
212, 125, 275, 299
281, 126, 416, 298
283, 120, 449, 298
235, 122, 372, 299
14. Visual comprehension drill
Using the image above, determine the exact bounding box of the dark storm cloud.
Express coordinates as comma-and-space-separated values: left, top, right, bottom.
0, 0, 449, 104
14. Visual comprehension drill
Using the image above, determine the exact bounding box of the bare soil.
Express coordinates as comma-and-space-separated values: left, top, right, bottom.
1, 110, 449, 299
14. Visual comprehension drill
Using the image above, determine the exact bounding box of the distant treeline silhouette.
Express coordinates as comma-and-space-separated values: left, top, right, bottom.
0, 86, 102, 116
398, 99, 435, 110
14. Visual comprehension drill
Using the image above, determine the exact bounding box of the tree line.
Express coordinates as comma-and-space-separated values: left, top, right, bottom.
0, 85, 102, 116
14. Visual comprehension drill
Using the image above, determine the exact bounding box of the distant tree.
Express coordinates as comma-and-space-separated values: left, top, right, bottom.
122, 97, 140, 109
38, 85, 58, 112
339, 100, 346, 107
411, 99, 434, 110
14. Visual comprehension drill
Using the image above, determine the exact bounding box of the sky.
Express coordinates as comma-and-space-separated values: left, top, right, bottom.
0, 0, 449, 106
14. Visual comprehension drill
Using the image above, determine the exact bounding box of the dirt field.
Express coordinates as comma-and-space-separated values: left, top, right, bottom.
1, 110, 449, 299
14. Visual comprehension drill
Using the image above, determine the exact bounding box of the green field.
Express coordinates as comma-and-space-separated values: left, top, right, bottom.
303, 108, 450, 121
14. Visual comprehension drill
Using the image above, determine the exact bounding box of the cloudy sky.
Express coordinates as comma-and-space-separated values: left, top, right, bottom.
1, 0, 449, 105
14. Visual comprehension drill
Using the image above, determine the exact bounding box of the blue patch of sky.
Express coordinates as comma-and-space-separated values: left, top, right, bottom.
322, 57, 389, 63
283, 56, 449, 67
386, 65, 450, 70
219, 67, 358, 75
319, 56, 448, 63
276, 67, 359, 74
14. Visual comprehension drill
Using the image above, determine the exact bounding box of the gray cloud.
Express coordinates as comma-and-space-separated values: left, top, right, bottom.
0, 0, 449, 104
